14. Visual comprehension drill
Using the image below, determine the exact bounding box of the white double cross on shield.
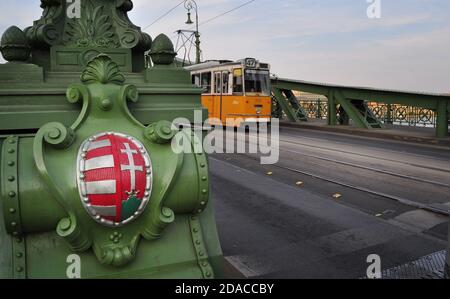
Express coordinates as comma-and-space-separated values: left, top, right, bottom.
121, 143, 143, 191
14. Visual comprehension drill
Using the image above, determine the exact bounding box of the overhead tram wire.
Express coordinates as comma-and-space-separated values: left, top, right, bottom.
198, 0, 257, 27
143, 0, 185, 31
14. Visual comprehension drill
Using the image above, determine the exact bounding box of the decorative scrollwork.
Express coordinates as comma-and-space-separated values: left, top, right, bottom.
56, 216, 91, 252
81, 54, 125, 84
123, 84, 139, 102
299, 99, 328, 119
94, 242, 137, 267
418, 109, 433, 124
372, 105, 387, 119
41, 122, 75, 149
396, 107, 408, 121
295, 100, 438, 128
64, 0, 120, 48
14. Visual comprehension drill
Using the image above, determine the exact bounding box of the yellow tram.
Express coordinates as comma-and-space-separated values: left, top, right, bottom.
186, 58, 272, 127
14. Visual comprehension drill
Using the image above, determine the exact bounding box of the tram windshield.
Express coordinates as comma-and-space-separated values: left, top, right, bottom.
245, 69, 270, 95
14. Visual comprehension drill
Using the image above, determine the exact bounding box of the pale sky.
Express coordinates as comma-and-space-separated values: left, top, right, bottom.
0, 0, 449, 93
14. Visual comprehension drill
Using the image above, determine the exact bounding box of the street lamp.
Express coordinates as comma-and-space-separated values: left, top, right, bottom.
184, 0, 201, 64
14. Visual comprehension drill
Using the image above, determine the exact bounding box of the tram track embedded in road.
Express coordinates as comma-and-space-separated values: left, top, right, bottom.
218, 153, 450, 217
241, 131, 450, 187
274, 162, 450, 216
214, 130, 450, 215
278, 128, 450, 168
279, 136, 450, 174
280, 148, 450, 189
244, 128, 450, 174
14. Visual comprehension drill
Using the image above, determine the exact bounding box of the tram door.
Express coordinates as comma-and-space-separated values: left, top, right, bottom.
213, 71, 231, 124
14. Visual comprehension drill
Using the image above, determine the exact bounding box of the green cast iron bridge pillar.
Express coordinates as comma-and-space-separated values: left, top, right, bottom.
0, 0, 223, 279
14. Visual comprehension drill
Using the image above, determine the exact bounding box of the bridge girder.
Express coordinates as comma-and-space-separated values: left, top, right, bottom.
271, 78, 450, 138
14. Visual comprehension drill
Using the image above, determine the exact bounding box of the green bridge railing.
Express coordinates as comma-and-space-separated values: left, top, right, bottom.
271, 78, 450, 138
293, 99, 440, 128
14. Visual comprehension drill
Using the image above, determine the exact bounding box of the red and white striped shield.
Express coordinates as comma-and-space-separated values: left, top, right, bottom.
77, 132, 152, 227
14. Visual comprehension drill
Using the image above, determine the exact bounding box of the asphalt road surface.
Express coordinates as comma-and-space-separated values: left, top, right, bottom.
208, 126, 450, 279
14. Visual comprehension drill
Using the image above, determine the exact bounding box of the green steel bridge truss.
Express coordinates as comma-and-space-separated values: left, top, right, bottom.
271, 78, 450, 138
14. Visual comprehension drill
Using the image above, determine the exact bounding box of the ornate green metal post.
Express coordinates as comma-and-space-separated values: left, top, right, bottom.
317, 99, 322, 119
386, 104, 393, 125
436, 99, 448, 138
327, 91, 337, 126
0, 0, 223, 279
182, 0, 201, 64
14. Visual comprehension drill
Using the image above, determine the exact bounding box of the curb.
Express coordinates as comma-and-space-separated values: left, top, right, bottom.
280, 122, 450, 148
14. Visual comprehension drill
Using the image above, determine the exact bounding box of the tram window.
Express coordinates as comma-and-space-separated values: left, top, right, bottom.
233, 69, 243, 94
201, 72, 212, 94
192, 74, 201, 87
245, 69, 270, 95
222, 72, 229, 94
214, 73, 221, 94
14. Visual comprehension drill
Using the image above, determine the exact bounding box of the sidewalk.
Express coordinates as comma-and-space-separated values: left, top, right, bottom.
280, 119, 450, 147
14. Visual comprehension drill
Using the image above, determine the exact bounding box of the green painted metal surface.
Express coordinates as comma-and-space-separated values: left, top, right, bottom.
272, 77, 450, 137
272, 89, 299, 122
334, 91, 384, 129
0, 1, 208, 131
0, 0, 223, 279
281, 90, 308, 122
